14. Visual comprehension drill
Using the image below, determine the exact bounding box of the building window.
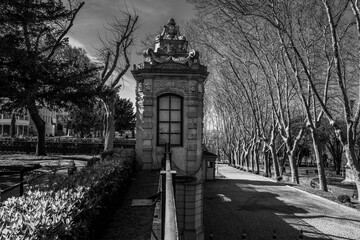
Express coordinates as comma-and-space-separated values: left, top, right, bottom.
3, 112, 11, 119
157, 94, 183, 146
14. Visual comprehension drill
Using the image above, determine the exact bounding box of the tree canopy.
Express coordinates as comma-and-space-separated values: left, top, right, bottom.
114, 97, 135, 134
0, 0, 99, 155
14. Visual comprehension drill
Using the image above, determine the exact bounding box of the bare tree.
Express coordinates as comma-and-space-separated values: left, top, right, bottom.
96, 8, 138, 151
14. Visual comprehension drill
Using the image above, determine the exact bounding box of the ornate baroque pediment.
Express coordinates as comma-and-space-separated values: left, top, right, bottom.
142, 18, 201, 69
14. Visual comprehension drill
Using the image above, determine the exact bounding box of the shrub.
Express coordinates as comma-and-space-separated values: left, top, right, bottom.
0, 187, 88, 239
100, 149, 115, 160
0, 150, 136, 239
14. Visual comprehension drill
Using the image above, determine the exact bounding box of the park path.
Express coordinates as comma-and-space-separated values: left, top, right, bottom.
204, 164, 360, 240
101, 170, 159, 240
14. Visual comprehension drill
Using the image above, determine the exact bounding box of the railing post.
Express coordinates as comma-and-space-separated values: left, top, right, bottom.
161, 170, 166, 240
171, 170, 176, 200
160, 142, 178, 240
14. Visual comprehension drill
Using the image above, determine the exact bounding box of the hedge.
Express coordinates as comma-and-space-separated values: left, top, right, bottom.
0, 148, 137, 240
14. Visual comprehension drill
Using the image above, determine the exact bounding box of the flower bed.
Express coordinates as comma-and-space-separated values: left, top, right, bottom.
0, 149, 137, 240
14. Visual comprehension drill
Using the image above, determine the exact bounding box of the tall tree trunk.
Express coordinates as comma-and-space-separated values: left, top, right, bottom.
28, 104, 46, 156
103, 97, 115, 151
343, 127, 360, 200
254, 142, 260, 174
244, 144, 251, 171
311, 129, 328, 191
335, 158, 341, 175
250, 143, 255, 172
245, 151, 249, 171
239, 148, 244, 169
232, 148, 237, 166
288, 148, 299, 184
270, 143, 280, 178
262, 144, 269, 177
236, 147, 240, 166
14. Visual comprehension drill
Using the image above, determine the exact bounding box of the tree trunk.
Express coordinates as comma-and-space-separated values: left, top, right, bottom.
254, 142, 260, 174
335, 159, 341, 175
232, 148, 237, 166
270, 144, 280, 178
103, 97, 115, 151
229, 151, 232, 165
288, 149, 299, 183
297, 150, 303, 167
240, 150, 245, 169
262, 144, 269, 177
311, 130, 328, 191
236, 142, 241, 166
250, 143, 255, 172
245, 151, 249, 171
244, 144, 251, 171
343, 141, 360, 201
28, 104, 46, 156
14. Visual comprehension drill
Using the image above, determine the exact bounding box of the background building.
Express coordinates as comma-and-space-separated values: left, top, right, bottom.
0, 108, 58, 137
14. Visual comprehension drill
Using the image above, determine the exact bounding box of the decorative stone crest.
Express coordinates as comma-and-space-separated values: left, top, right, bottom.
154, 80, 189, 93
145, 83, 151, 91
143, 18, 200, 68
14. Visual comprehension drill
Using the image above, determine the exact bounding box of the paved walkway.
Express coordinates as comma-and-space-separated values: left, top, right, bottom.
204, 164, 360, 240
101, 170, 159, 240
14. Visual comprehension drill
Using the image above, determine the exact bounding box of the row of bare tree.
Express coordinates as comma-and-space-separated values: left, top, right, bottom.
185, 0, 360, 199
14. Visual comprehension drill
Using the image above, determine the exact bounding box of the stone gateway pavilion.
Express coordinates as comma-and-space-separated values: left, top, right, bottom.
132, 18, 208, 239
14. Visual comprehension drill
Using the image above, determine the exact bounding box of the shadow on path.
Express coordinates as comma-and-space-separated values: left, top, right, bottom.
204, 178, 332, 240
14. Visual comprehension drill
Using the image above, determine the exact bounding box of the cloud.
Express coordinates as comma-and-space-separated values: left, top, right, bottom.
67, 0, 195, 104
68, 36, 87, 51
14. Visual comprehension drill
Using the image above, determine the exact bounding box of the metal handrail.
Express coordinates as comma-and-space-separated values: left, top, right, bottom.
161, 143, 178, 240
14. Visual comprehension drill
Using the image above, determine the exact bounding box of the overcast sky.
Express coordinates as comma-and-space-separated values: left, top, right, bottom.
67, 0, 195, 102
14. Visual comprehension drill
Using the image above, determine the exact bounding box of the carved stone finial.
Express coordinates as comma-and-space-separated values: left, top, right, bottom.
160, 18, 181, 40
168, 18, 176, 25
